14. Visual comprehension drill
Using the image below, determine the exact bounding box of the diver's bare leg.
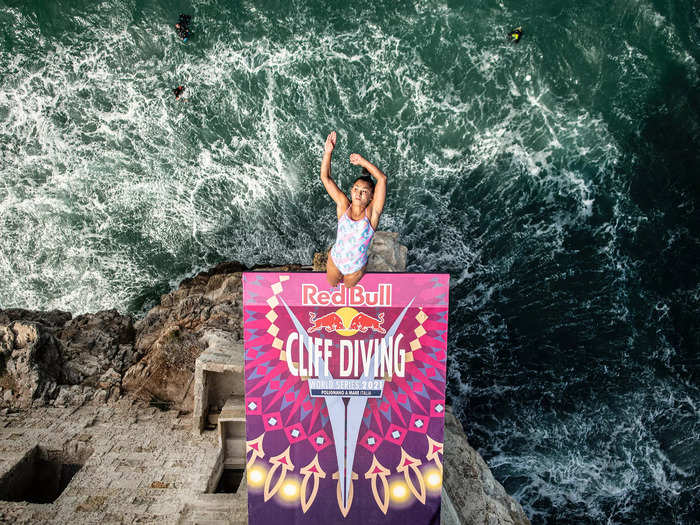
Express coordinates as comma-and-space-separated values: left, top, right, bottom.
326, 249, 343, 287
342, 266, 366, 288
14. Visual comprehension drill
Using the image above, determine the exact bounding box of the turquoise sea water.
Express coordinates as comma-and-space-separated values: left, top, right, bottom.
1, 1, 698, 522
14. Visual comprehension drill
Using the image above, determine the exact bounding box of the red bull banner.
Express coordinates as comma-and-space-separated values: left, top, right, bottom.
243, 273, 449, 524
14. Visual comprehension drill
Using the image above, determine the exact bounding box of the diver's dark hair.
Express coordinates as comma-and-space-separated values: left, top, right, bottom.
353, 168, 375, 191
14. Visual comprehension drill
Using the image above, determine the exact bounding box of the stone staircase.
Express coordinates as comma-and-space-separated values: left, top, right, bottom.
177, 492, 245, 524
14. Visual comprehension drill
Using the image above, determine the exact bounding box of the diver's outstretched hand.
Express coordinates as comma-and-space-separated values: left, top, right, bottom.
349, 153, 366, 166
325, 131, 337, 154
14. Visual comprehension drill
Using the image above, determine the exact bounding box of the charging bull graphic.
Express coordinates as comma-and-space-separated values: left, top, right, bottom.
348, 312, 385, 334
243, 273, 449, 525
308, 312, 345, 333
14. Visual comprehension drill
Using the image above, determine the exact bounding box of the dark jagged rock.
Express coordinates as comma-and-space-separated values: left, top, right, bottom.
0, 308, 72, 330
0, 321, 62, 407
0, 308, 137, 407
58, 309, 137, 386
444, 408, 531, 524
122, 264, 248, 409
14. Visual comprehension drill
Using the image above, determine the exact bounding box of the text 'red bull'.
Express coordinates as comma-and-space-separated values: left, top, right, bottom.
302, 283, 392, 307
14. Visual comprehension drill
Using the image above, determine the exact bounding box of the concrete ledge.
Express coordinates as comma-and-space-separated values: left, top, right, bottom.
218, 396, 245, 468
193, 337, 244, 434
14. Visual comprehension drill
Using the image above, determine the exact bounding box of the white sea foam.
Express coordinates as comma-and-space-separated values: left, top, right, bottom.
470, 380, 699, 523
2, 5, 698, 520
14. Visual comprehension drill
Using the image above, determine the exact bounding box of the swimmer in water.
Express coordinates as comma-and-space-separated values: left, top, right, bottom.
173, 85, 185, 100
321, 131, 387, 288
508, 26, 523, 44
175, 14, 192, 41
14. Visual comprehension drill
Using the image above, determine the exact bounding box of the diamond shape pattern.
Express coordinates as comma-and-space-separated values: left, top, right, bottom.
308, 429, 332, 452
359, 430, 383, 453
263, 411, 282, 431
409, 413, 429, 434
385, 424, 407, 445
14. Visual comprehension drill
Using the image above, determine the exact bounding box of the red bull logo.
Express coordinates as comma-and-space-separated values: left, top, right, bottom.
308, 307, 385, 335
302, 283, 392, 307
348, 312, 386, 334
308, 312, 344, 333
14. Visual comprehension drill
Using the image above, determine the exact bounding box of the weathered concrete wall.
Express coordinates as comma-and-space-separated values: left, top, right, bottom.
0, 400, 244, 524
0, 446, 38, 503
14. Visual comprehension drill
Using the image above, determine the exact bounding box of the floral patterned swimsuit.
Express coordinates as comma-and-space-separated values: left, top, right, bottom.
330, 207, 375, 275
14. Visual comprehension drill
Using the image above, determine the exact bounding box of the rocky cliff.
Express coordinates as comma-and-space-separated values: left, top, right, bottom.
0, 232, 529, 525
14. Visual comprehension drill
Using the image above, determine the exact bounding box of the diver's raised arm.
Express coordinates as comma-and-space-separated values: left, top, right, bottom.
350, 153, 386, 226
321, 131, 350, 217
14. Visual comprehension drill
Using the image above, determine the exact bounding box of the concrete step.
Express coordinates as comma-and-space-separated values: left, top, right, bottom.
187, 493, 238, 510
178, 509, 235, 525
177, 498, 241, 525
219, 396, 245, 422
218, 396, 246, 466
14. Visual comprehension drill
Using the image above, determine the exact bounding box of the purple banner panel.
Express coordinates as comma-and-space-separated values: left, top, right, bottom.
243, 273, 449, 524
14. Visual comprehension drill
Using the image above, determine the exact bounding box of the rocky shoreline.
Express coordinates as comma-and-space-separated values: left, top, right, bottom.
0, 236, 530, 524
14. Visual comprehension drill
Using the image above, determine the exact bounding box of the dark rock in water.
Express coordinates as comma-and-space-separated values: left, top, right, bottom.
0, 308, 71, 329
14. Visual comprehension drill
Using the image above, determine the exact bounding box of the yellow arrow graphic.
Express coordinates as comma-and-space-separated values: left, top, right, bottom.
246, 433, 266, 470
264, 446, 295, 502
364, 455, 391, 514
300, 455, 326, 513
396, 447, 426, 504
426, 435, 443, 472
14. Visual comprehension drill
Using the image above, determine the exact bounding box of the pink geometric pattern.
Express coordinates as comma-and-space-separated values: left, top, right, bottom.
246, 397, 262, 415
430, 399, 446, 418
262, 412, 283, 432
285, 423, 307, 444
384, 424, 407, 446
308, 429, 332, 452
359, 430, 383, 453
243, 273, 449, 522
409, 413, 429, 434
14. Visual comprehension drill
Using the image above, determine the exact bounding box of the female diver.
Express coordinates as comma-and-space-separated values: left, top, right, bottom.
321, 131, 387, 288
